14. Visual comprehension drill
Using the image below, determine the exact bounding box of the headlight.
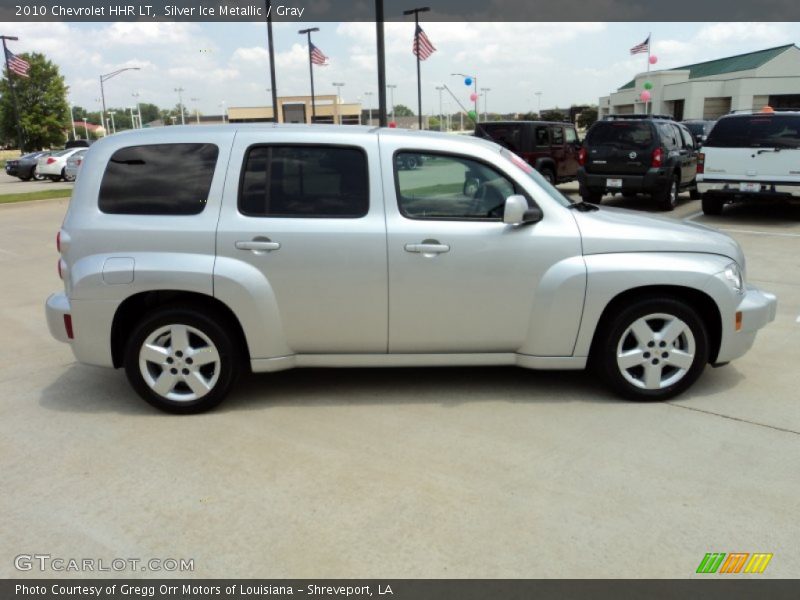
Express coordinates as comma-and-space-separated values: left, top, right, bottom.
724, 263, 745, 295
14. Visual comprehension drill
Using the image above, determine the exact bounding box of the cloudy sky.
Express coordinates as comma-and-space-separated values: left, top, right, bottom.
5, 21, 799, 117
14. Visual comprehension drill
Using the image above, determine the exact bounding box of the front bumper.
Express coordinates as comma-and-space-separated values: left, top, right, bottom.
716, 285, 777, 364
578, 167, 672, 194
46, 292, 72, 344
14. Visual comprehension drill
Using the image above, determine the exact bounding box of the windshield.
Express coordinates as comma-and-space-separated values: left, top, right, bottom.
499, 147, 575, 206
705, 115, 800, 148
586, 121, 654, 148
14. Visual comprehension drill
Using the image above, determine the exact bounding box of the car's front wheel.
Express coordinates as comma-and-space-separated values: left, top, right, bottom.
656, 175, 679, 211
595, 297, 708, 401
124, 307, 240, 413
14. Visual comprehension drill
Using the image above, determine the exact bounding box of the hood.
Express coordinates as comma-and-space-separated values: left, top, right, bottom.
572, 206, 744, 266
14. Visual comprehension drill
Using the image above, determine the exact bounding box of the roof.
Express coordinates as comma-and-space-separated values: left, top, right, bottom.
618, 44, 797, 90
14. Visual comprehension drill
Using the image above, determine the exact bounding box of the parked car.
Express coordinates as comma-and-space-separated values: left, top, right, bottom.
36, 148, 86, 182
697, 109, 800, 215
578, 115, 700, 210
681, 119, 717, 145
5, 150, 49, 181
65, 139, 93, 149
475, 121, 581, 185
64, 149, 88, 182
46, 125, 776, 413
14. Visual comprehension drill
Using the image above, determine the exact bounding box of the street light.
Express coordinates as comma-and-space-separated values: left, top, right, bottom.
387, 84, 397, 123
69, 103, 77, 140
219, 101, 227, 123
332, 82, 345, 125
364, 91, 373, 125
107, 110, 116, 135
452, 73, 478, 123
131, 92, 143, 128
481, 87, 491, 121
190, 97, 200, 124
100, 67, 141, 133
128, 107, 136, 130
174, 87, 186, 125
435, 86, 444, 131
82, 118, 89, 140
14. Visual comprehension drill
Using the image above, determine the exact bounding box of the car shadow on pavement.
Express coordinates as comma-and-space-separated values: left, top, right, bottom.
706, 199, 800, 224
38, 362, 746, 415
600, 194, 697, 213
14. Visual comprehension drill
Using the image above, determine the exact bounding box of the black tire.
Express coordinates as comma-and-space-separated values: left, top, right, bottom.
18, 174, 32, 182
539, 167, 555, 185
656, 174, 679, 211
124, 307, 240, 414
33, 170, 45, 181
593, 297, 709, 401
580, 189, 604, 204
702, 195, 725, 216
689, 184, 701, 200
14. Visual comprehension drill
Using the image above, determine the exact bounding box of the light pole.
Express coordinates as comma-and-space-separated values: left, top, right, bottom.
451, 73, 478, 123
128, 107, 136, 130
332, 82, 344, 124
69, 103, 77, 140
174, 87, 186, 125
535, 91, 542, 116
108, 111, 116, 134
190, 97, 200, 124
481, 87, 490, 121
435, 86, 444, 131
364, 91, 373, 125
132, 92, 142, 128
220, 101, 227, 123
100, 67, 140, 133
82, 118, 88, 140
387, 84, 397, 123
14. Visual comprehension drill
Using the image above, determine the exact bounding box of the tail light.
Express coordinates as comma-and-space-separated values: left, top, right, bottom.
697, 152, 705, 175
56, 231, 61, 253
46, 157, 57, 164
63, 314, 74, 340
651, 147, 663, 168
76, 159, 83, 166
578, 147, 587, 166
57, 259, 63, 279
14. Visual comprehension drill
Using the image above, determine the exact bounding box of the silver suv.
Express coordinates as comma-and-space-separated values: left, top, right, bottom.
46, 125, 776, 413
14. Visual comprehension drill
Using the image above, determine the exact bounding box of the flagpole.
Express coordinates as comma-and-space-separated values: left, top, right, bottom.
404, 7, 430, 131
265, 2, 279, 122
646, 32, 651, 115
299, 28, 319, 122
1, 35, 25, 151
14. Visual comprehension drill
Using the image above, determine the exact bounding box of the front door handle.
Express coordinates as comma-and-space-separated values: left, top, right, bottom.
235, 239, 281, 252
404, 242, 450, 254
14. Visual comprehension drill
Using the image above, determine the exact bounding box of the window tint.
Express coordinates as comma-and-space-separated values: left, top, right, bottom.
535, 126, 550, 147
705, 115, 800, 148
240, 145, 368, 218
395, 152, 519, 220
656, 123, 679, 149
679, 126, 695, 149
99, 144, 218, 215
476, 124, 522, 152
552, 127, 564, 145
587, 121, 654, 148
565, 128, 578, 144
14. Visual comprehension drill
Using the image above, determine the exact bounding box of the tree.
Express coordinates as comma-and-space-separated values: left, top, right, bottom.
577, 107, 599, 129
0, 52, 69, 150
138, 103, 160, 125
392, 104, 414, 117
539, 110, 568, 122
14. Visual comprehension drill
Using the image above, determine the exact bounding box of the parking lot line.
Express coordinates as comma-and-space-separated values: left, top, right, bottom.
712, 228, 800, 239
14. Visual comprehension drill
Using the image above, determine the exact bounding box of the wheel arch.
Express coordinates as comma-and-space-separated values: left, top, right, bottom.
110, 290, 250, 369
588, 285, 722, 364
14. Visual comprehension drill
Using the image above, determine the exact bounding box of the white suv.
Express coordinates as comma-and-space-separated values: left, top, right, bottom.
46, 125, 776, 413
697, 109, 800, 215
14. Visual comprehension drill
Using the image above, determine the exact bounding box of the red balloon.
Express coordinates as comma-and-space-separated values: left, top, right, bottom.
389, 121, 397, 128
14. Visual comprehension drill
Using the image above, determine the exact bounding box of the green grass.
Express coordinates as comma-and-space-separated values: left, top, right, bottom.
0, 188, 72, 205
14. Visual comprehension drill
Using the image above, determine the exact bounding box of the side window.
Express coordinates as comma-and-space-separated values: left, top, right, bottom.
657, 123, 678, 150
239, 145, 369, 218
551, 127, 565, 145
535, 126, 550, 147
679, 126, 695, 150
99, 144, 218, 215
395, 152, 519, 221
565, 128, 578, 144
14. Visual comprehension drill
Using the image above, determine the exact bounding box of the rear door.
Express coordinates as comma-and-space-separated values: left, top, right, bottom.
584, 121, 654, 175
562, 126, 580, 177
677, 124, 698, 183
550, 126, 567, 178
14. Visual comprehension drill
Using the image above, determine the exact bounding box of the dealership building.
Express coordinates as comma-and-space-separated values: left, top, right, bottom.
599, 44, 800, 120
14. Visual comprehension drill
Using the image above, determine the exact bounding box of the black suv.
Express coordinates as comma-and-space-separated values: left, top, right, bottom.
578, 115, 699, 210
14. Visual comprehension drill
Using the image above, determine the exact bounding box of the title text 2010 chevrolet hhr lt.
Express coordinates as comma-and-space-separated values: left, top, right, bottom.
46, 125, 776, 413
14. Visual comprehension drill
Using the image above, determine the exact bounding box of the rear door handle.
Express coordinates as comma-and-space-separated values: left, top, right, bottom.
235, 240, 281, 252
404, 242, 450, 254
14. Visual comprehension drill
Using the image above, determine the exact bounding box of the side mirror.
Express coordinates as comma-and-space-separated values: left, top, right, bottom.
503, 195, 542, 225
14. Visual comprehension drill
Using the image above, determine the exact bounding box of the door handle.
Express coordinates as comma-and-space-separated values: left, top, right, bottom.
235, 240, 281, 252
404, 242, 450, 254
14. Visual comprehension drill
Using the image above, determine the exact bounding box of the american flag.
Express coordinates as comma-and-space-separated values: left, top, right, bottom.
412, 25, 436, 61
5, 48, 30, 78
630, 35, 650, 55
310, 43, 328, 66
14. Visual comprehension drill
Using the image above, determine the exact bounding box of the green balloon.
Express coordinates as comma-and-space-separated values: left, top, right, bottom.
644, 81, 653, 90
468, 110, 477, 120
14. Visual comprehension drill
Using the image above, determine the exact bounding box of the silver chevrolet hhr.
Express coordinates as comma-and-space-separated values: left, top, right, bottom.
46, 125, 776, 413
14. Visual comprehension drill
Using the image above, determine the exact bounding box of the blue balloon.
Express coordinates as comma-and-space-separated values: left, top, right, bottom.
464, 77, 473, 86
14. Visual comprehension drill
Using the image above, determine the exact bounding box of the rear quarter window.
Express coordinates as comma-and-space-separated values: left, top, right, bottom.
99, 143, 219, 215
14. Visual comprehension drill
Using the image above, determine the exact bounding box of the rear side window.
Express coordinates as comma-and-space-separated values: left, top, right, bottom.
99, 144, 218, 215
587, 121, 654, 148
239, 145, 368, 218
535, 126, 550, 147
705, 115, 800, 148
552, 127, 564, 145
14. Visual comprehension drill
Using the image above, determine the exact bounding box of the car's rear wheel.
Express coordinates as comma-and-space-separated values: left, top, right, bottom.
33, 169, 45, 181
594, 297, 708, 401
656, 175, 679, 211
580, 187, 604, 204
124, 307, 240, 414
702, 195, 726, 216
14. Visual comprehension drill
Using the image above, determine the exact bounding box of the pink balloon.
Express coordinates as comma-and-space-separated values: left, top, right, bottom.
649, 55, 658, 65
469, 92, 478, 102
388, 121, 397, 128
640, 90, 651, 102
